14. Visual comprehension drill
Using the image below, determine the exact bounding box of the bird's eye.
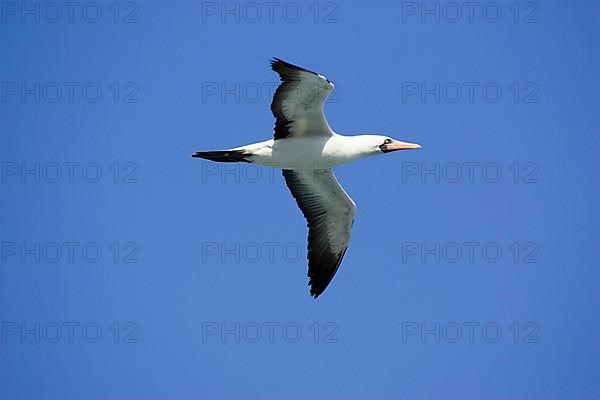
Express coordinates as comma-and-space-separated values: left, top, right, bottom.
384, 139, 392, 144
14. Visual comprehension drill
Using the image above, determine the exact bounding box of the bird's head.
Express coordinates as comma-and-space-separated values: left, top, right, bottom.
359, 135, 421, 155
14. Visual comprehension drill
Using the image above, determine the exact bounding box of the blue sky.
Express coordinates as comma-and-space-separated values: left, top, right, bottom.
1, 0, 599, 398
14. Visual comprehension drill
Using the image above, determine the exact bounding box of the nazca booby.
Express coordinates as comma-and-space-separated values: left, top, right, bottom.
193, 58, 421, 298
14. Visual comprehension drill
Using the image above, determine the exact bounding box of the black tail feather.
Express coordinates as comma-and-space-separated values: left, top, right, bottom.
191, 150, 250, 163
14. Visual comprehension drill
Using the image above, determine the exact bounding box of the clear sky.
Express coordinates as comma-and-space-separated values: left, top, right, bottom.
1, 0, 599, 399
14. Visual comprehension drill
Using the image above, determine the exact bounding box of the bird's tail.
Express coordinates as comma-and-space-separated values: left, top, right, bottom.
191, 149, 251, 163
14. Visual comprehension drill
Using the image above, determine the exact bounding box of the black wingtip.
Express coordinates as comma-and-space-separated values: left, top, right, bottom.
309, 278, 329, 299
191, 150, 250, 163
270, 57, 282, 68
270, 57, 289, 71
270, 57, 318, 76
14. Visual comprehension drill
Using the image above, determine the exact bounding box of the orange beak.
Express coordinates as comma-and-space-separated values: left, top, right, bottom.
381, 140, 422, 153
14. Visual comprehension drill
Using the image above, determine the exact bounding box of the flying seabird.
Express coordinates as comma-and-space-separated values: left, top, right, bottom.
193, 58, 421, 298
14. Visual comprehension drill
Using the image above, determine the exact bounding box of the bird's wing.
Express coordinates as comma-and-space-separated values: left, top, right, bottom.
271, 58, 335, 140
282, 169, 356, 298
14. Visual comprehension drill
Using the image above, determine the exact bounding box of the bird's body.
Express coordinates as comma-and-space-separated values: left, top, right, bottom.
233, 134, 389, 169
193, 58, 421, 298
